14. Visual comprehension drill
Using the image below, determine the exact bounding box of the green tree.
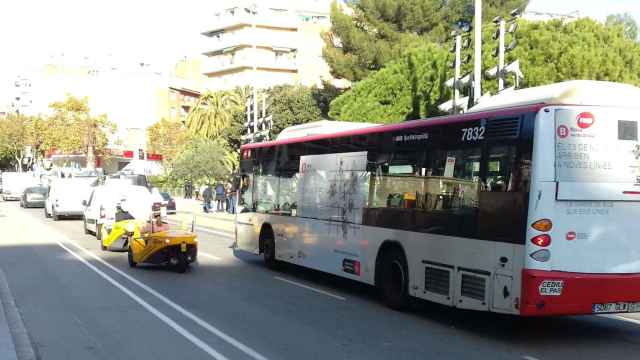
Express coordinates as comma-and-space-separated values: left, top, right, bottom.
324, 0, 529, 81
186, 90, 242, 139
606, 13, 638, 41
49, 95, 116, 170
329, 43, 450, 123
220, 86, 251, 153
312, 81, 345, 119
169, 138, 235, 185
267, 85, 322, 136
147, 118, 192, 168
0, 114, 30, 171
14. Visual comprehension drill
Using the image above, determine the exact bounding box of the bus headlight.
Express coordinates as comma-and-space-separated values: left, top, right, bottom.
125, 222, 136, 234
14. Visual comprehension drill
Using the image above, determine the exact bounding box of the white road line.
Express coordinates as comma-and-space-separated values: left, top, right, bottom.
54, 239, 229, 360
602, 314, 640, 326
66, 239, 268, 360
274, 276, 346, 301
200, 252, 223, 261
522, 356, 541, 360
168, 221, 233, 238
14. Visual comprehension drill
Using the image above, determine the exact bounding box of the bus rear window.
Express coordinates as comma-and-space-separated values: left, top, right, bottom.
555, 109, 640, 183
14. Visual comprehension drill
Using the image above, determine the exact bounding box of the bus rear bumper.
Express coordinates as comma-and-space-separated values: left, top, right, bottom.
520, 269, 640, 316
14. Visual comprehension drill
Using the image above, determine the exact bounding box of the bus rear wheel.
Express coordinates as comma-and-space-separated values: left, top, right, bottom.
379, 247, 410, 310
262, 229, 278, 269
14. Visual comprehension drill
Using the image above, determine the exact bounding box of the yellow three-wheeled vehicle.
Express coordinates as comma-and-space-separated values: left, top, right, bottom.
101, 203, 197, 273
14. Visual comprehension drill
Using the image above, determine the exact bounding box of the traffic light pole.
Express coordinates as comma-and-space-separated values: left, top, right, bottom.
453, 34, 462, 113
498, 19, 506, 92
473, 0, 482, 104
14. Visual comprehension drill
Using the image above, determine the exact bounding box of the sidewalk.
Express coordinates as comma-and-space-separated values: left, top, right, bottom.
172, 197, 235, 233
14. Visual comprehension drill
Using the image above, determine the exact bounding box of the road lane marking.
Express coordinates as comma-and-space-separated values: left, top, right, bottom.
274, 276, 346, 301
168, 221, 233, 238
522, 356, 541, 360
601, 314, 640, 326
65, 240, 268, 360
200, 252, 223, 261
54, 240, 230, 360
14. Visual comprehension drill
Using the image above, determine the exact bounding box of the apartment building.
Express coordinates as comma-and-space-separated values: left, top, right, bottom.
201, 0, 339, 90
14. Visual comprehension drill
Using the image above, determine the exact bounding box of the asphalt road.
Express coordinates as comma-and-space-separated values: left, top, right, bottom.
1, 200, 640, 360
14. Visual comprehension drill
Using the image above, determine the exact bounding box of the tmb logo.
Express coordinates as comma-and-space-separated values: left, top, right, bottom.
576, 112, 595, 129
557, 125, 569, 139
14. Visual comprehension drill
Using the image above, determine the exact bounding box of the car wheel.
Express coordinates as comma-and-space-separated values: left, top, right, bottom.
44, 207, 50, 218
52, 208, 59, 221
96, 224, 103, 241
128, 248, 137, 268
378, 247, 410, 310
83, 218, 90, 235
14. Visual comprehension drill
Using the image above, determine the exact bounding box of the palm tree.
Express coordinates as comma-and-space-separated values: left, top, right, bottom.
186, 90, 242, 139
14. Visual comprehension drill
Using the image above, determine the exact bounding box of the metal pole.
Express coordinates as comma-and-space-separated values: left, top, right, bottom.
251, 4, 258, 142
498, 19, 506, 92
454, 34, 462, 114
473, 0, 482, 104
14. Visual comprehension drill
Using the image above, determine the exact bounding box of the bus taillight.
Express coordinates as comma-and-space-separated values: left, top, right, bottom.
531, 219, 552, 232
531, 234, 551, 247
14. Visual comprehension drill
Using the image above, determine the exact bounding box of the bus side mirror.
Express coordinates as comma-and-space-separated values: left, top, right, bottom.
82, 200, 87, 206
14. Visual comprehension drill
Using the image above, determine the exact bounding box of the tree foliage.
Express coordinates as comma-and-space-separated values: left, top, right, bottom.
324, 0, 529, 81
186, 90, 242, 139
0, 114, 30, 171
169, 138, 236, 184
329, 43, 449, 123
147, 118, 192, 168
267, 85, 322, 136
606, 13, 638, 41
48, 95, 116, 169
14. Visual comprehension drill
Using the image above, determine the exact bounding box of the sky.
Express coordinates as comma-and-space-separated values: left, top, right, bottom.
0, 0, 638, 83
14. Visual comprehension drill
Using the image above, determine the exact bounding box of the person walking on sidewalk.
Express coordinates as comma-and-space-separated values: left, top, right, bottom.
215, 182, 225, 212
202, 184, 213, 213
226, 182, 236, 214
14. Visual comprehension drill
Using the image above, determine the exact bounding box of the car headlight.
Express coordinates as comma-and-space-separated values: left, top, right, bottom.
125, 222, 136, 233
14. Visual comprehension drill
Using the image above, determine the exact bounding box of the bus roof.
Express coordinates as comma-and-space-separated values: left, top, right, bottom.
242, 80, 640, 150
469, 80, 640, 113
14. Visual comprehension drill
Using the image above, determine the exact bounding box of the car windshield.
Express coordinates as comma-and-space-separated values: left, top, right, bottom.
25, 187, 47, 194
160, 192, 171, 200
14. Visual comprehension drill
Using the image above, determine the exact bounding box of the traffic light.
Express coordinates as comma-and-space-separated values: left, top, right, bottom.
138, 149, 144, 160
487, 9, 522, 92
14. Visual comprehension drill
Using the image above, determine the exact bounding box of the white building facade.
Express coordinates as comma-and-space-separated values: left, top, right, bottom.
201, 0, 342, 90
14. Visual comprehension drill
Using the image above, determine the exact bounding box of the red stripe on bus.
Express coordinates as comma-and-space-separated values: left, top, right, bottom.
520, 269, 640, 316
241, 104, 546, 150
623, 191, 640, 195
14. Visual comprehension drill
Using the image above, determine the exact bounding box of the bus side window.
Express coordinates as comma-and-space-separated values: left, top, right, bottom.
239, 175, 254, 211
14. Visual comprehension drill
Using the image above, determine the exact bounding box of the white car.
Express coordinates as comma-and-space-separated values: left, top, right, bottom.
82, 184, 157, 240
2, 172, 38, 201
44, 178, 93, 220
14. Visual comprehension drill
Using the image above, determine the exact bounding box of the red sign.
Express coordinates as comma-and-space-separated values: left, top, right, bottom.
122, 150, 134, 158
566, 231, 576, 241
576, 112, 595, 129
146, 153, 163, 161
557, 125, 569, 139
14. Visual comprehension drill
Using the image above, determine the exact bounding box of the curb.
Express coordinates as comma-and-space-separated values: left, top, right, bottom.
0, 269, 37, 360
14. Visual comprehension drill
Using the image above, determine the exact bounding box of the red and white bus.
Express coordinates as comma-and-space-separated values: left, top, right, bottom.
234, 80, 640, 316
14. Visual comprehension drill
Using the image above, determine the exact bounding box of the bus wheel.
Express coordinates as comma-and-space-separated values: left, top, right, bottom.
262, 229, 278, 269
379, 247, 409, 310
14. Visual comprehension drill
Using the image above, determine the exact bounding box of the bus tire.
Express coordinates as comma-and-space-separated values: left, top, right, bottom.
378, 247, 410, 310
261, 226, 278, 269
128, 248, 137, 268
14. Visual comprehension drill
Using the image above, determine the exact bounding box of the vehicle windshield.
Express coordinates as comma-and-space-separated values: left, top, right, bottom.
160, 192, 171, 201
25, 187, 47, 194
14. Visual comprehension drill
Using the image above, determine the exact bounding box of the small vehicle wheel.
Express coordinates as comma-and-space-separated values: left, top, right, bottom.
83, 218, 90, 235
128, 248, 137, 268
175, 253, 188, 273
44, 207, 49, 218
52, 208, 59, 221
96, 224, 103, 241
379, 247, 410, 310
19, 201, 23, 208
263, 232, 278, 269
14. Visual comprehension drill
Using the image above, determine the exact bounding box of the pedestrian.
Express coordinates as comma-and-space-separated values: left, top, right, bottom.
227, 183, 236, 214
194, 185, 200, 201
202, 184, 213, 213
186, 179, 193, 199
183, 180, 190, 199
215, 182, 225, 212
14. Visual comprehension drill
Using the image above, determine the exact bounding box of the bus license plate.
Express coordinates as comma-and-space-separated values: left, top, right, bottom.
180, 243, 187, 252
593, 302, 630, 313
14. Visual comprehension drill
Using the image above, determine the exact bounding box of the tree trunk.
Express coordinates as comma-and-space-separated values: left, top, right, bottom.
86, 145, 96, 170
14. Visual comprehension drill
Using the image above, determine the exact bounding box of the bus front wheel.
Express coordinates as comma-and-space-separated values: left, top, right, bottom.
378, 247, 410, 310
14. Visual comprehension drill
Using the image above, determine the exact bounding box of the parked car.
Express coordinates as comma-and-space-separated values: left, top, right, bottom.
83, 184, 155, 240
20, 186, 48, 208
1, 172, 38, 201
44, 178, 93, 220
160, 192, 176, 214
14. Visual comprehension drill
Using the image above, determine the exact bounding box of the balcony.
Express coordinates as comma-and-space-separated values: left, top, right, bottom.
202, 30, 298, 56
202, 54, 298, 76
202, 9, 299, 35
